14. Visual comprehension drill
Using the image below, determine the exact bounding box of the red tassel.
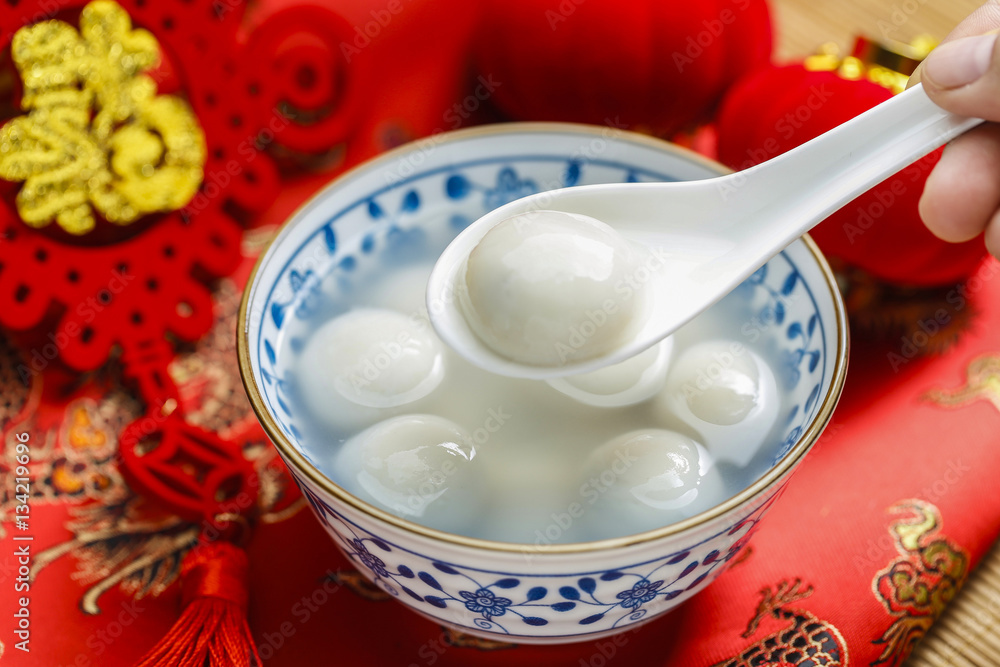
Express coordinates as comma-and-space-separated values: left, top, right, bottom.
135, 541, 261, 667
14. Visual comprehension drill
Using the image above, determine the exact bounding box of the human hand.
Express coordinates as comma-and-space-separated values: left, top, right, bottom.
911, 2, 1000, 258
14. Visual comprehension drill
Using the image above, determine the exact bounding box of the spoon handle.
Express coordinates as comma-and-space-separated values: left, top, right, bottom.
728, 83, 984, 251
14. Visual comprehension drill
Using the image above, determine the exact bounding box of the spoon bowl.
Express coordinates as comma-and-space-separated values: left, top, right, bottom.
427, 83, 981, 379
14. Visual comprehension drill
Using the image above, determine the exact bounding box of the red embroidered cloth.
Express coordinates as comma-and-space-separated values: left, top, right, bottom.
2, 1, 1000, 666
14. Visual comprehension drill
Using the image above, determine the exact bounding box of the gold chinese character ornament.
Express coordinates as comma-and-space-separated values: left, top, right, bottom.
0, 0, 206, 235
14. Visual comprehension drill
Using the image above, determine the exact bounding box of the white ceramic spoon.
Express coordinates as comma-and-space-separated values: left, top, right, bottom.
427, 83, 982, 380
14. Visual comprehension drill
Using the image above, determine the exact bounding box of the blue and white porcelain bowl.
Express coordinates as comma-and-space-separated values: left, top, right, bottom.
237, 124, 848, 644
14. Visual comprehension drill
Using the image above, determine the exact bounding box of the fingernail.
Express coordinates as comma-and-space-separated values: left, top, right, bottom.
925, 33, 998, 89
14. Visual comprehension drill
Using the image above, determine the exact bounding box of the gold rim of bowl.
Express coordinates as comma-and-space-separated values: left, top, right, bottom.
236, 122, 850, 555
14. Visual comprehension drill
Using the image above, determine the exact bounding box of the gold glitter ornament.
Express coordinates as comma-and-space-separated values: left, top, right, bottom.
805, 35, 937, 95
0, 0, 206, 235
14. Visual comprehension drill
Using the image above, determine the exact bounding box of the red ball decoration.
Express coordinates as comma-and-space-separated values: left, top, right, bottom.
474, 0, 773, 136
716, 65, 987, 286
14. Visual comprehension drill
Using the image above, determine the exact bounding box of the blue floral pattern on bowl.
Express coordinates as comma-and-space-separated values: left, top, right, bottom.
294, 476, 777, 639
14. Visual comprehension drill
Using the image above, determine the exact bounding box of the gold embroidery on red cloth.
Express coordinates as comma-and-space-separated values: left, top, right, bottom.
6, 279, 303, 613
37, 501, 199, 614
727, 545, 754, 570
440, 626, 516, 651
27, 412, 298, 614
714, 579, 848, 667
4, 392, 194, 614
0, 332, 32, 425
924, 353, 1000, 413
1, 392, 137, 545
870, 500, 969, 666
326, 569, 392, 602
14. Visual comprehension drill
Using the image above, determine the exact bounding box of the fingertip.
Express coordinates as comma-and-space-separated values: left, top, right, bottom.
986, 209, 1000, 259
919, 154, 985, 243
920, 30, 1000, 120
918, 126, 1000, 243
923, 32, 998, 90
917, 185, 948, 240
